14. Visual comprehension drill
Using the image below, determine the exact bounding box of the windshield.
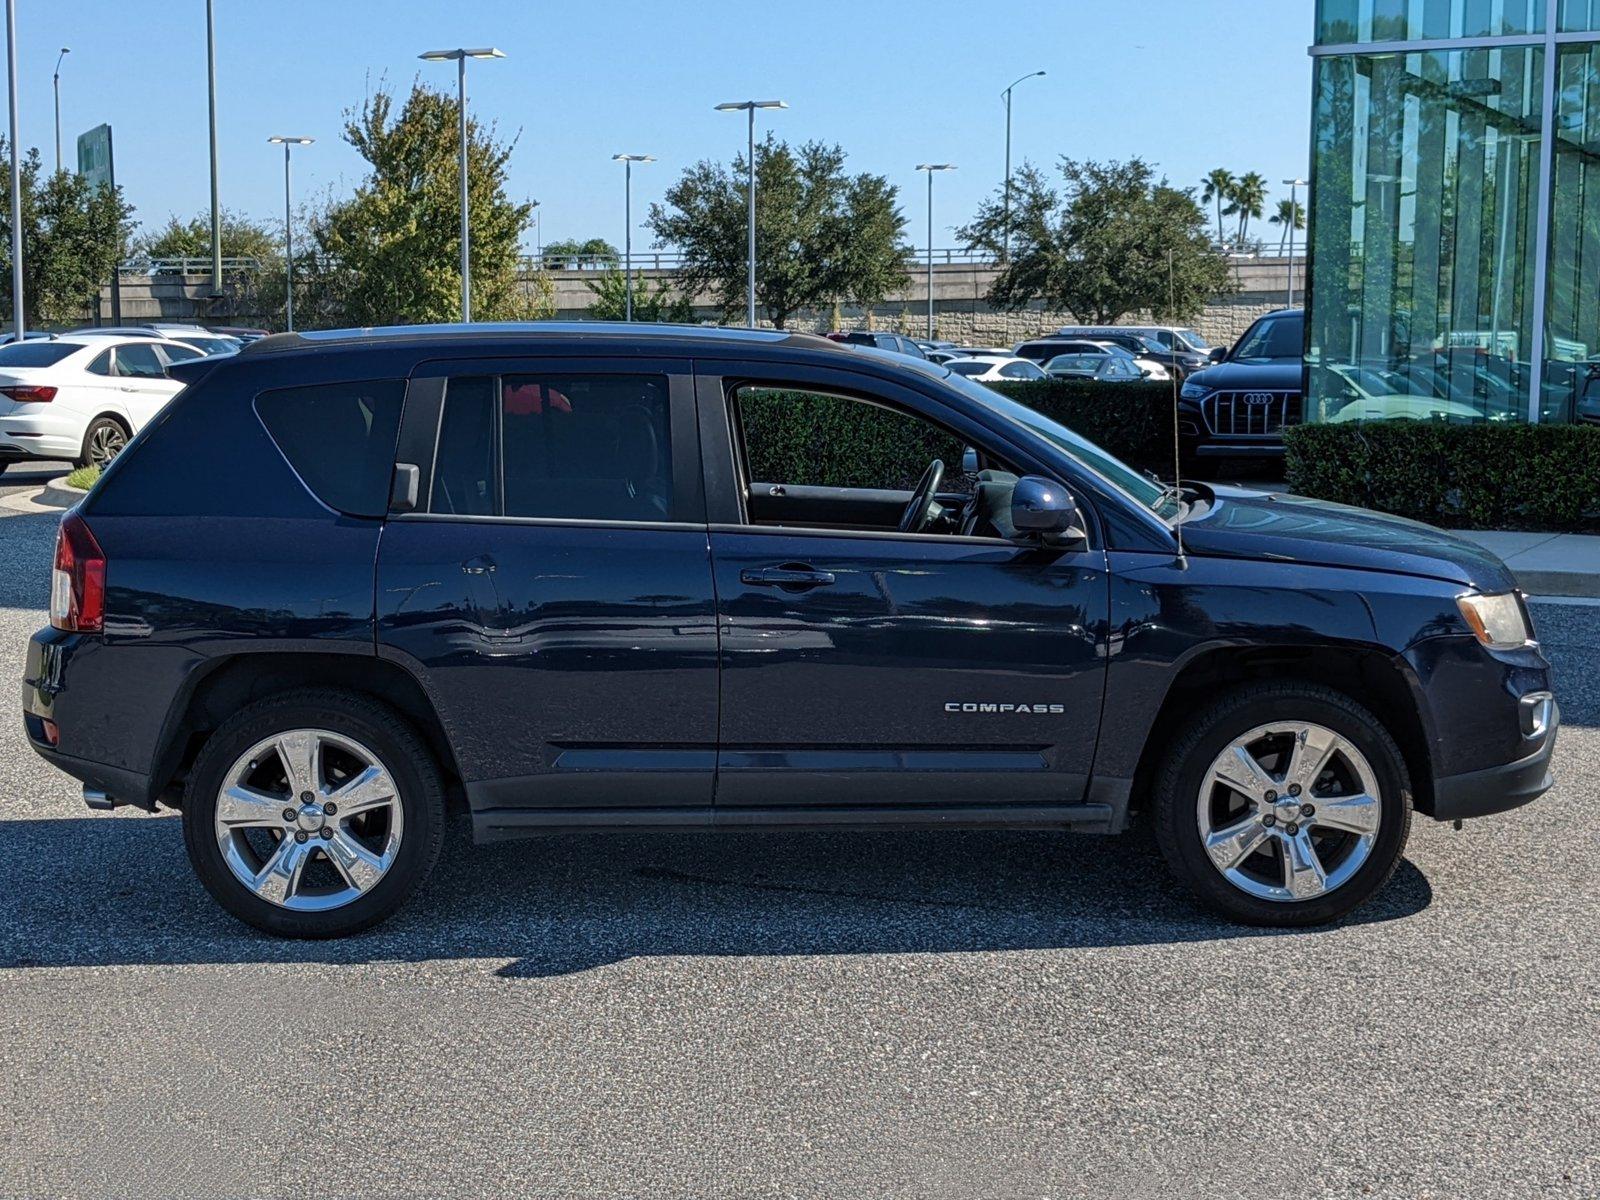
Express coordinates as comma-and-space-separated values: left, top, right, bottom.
1231, 313, 1303, 362
940, 368, 1180, 520
0, 341, 75, 367
1175, 328, 1212, 350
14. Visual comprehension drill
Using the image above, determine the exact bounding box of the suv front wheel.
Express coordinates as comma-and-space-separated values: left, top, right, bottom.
181, 689, 446, 937
1153, 683, 1413, 926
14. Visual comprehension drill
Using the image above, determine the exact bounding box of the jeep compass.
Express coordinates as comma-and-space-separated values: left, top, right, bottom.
23, 324, 1559, 936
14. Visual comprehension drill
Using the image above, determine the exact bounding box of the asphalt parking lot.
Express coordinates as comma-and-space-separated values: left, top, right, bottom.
0, 470, 1596, 1199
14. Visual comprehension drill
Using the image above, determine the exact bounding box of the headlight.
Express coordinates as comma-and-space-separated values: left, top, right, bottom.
1457, 592, 1531, 649
1180, 380, 1209, 400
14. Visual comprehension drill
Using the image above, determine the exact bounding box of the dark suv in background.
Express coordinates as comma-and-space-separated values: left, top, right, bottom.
1178, 308, 1305, 468
24, 323, 1557, 937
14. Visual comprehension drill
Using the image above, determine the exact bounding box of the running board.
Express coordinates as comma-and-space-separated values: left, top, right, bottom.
472, 803, 1114, 843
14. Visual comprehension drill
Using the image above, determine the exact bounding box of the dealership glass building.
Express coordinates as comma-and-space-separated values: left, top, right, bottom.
1308, 0, 1600, 423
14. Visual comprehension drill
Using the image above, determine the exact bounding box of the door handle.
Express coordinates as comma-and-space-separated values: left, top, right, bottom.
740, 564, 836, 591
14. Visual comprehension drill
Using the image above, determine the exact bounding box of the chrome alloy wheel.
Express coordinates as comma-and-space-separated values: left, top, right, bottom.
213, 728, 404, 911
87, 422, 126, 465
1196, 721, 1382, 903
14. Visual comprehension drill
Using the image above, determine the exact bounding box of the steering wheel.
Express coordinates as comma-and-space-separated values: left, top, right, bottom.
898, 458, 945, 534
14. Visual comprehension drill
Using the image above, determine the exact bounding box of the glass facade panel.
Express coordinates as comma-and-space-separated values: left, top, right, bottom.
1559, 0, 1600, 32
1315, 0, 1544, 44
1546, 43, 1600, 422
1307, 47, 1543, 424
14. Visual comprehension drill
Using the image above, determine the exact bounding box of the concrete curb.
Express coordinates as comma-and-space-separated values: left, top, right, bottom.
36, 480, 86, 509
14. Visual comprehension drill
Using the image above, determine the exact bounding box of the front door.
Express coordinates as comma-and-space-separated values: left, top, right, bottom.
376, 358, 719, 838
698, 365, 1109, 818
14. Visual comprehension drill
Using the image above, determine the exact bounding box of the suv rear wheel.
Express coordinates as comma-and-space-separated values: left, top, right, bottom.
181, 689, 445, 937
1152, 683, 1412, 926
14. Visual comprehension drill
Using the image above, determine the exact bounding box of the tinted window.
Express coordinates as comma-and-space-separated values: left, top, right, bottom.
86, 349, 113, 376
502, 375, 673, 521
947, 361, 989, 377
1233, 314, 1304, 361
999, 361, 1041, 379
429, 374, 676, 522
0, 342, 76, 367
114, 343, 168, 379
430, 376, 496, 516
255, 379, 405, 517
159, 343, 205, 364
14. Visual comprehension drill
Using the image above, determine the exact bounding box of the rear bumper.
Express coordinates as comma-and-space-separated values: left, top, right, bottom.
1431, 696, 1559, 821
1, 413, 83, 461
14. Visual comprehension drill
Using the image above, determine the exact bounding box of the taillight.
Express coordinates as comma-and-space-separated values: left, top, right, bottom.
0, 385, 57, 402
50, 513, 106, 632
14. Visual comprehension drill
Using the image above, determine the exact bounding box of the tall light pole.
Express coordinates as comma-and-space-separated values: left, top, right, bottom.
205, 0, 222, 297
269, 137, 313, 332
715, 99, 786, 327
421, 47, 505, 322
5, 0, 21, 340
1002, 71, 1044, 262
1282, 177, 1308, 307
52, 48, 68, 174
916, 164, 956, 341
612, 154, 654, 322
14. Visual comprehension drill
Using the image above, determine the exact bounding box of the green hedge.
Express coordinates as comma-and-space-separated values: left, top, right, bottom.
988, 378, 1175, 470
1284, 422, 1600, 531
738, 379, 1173, 490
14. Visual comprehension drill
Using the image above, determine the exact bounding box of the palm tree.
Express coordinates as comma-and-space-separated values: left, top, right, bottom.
1269, 197, 1305, 255
1200, 168, 1235, 246
1227, 172, 1268, 246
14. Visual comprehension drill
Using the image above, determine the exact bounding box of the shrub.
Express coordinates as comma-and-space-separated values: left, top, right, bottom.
64, 465, 100, 491
988, 378, 1177, 471
1284, 422, 1600, 531
736, 378, 1178, 490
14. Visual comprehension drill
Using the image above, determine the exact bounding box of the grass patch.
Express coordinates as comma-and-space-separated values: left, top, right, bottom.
63, 465, 100, 491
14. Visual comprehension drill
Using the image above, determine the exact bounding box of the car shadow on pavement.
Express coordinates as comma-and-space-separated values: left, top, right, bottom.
0, 816, 1432, 977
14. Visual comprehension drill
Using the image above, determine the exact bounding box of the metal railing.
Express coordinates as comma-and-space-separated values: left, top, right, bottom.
521, 247, 1003, 274
119, 256, 265, 275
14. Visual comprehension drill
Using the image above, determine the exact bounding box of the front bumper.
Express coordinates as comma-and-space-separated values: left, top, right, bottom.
1432, 695, 1560, 821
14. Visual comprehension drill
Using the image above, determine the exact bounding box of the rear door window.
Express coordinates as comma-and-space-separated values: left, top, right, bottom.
428, 372, 677, 523
255, 379, 406, 517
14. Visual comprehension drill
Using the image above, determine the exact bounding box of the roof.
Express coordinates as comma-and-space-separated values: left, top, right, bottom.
240, 321, 824, 357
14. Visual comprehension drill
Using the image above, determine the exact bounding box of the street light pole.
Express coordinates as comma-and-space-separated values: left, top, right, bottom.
52, 48, 68, 174
421, 47, 506, 322
205, 0, 222, 297
1282, 177, 1308, 307
715, 99, 786, 327
269, 137, 313, 332
917, 164, 955, 341
613, 154, 655, 322
5, 0, 21, 340
1001, 71, 1044, 262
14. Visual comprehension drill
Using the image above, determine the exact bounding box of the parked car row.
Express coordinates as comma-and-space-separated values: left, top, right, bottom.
0, 325, 248, 472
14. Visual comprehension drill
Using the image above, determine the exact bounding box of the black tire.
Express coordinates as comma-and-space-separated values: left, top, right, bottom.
78, 415, 130, 469
181, 688, 446, 938
1152, 682, 1413, 926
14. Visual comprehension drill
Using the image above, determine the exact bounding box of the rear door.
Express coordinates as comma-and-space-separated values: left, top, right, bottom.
695, 360, 1109, 820
109, 342, 183, 430
375, 357, 719, 839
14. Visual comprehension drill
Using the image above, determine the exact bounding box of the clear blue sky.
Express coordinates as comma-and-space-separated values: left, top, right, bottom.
12, 0, 1315, 253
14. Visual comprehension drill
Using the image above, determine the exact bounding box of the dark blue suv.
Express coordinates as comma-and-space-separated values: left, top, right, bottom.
23, 324, 1559, 936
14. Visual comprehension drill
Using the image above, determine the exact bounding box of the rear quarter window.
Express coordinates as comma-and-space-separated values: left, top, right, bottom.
254, 379, 405, 518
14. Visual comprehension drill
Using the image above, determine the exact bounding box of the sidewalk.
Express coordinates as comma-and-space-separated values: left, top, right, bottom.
1456, 531, 1600, 599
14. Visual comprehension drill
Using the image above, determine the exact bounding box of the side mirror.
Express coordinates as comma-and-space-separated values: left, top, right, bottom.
961, 446, 979, 473
1209, 347, 1227, 363
1011, 476, 1087, 547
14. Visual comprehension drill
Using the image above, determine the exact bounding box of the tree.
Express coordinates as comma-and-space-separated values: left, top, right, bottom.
542, 237, 618, 269
1269, 197, 1305, 254
0, 138, 136, 325
958, 157, 1234, 325
310, 81, 540, 325
1226, 171, 1268, 246
132, 210, 280, 266
585, 267, 694, 322
1200, 167, 1235, 246
647, 135, 908, 328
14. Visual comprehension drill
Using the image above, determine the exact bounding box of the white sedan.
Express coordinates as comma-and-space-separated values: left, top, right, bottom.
0, 334, 202, 471
943, 355, 1048, 383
